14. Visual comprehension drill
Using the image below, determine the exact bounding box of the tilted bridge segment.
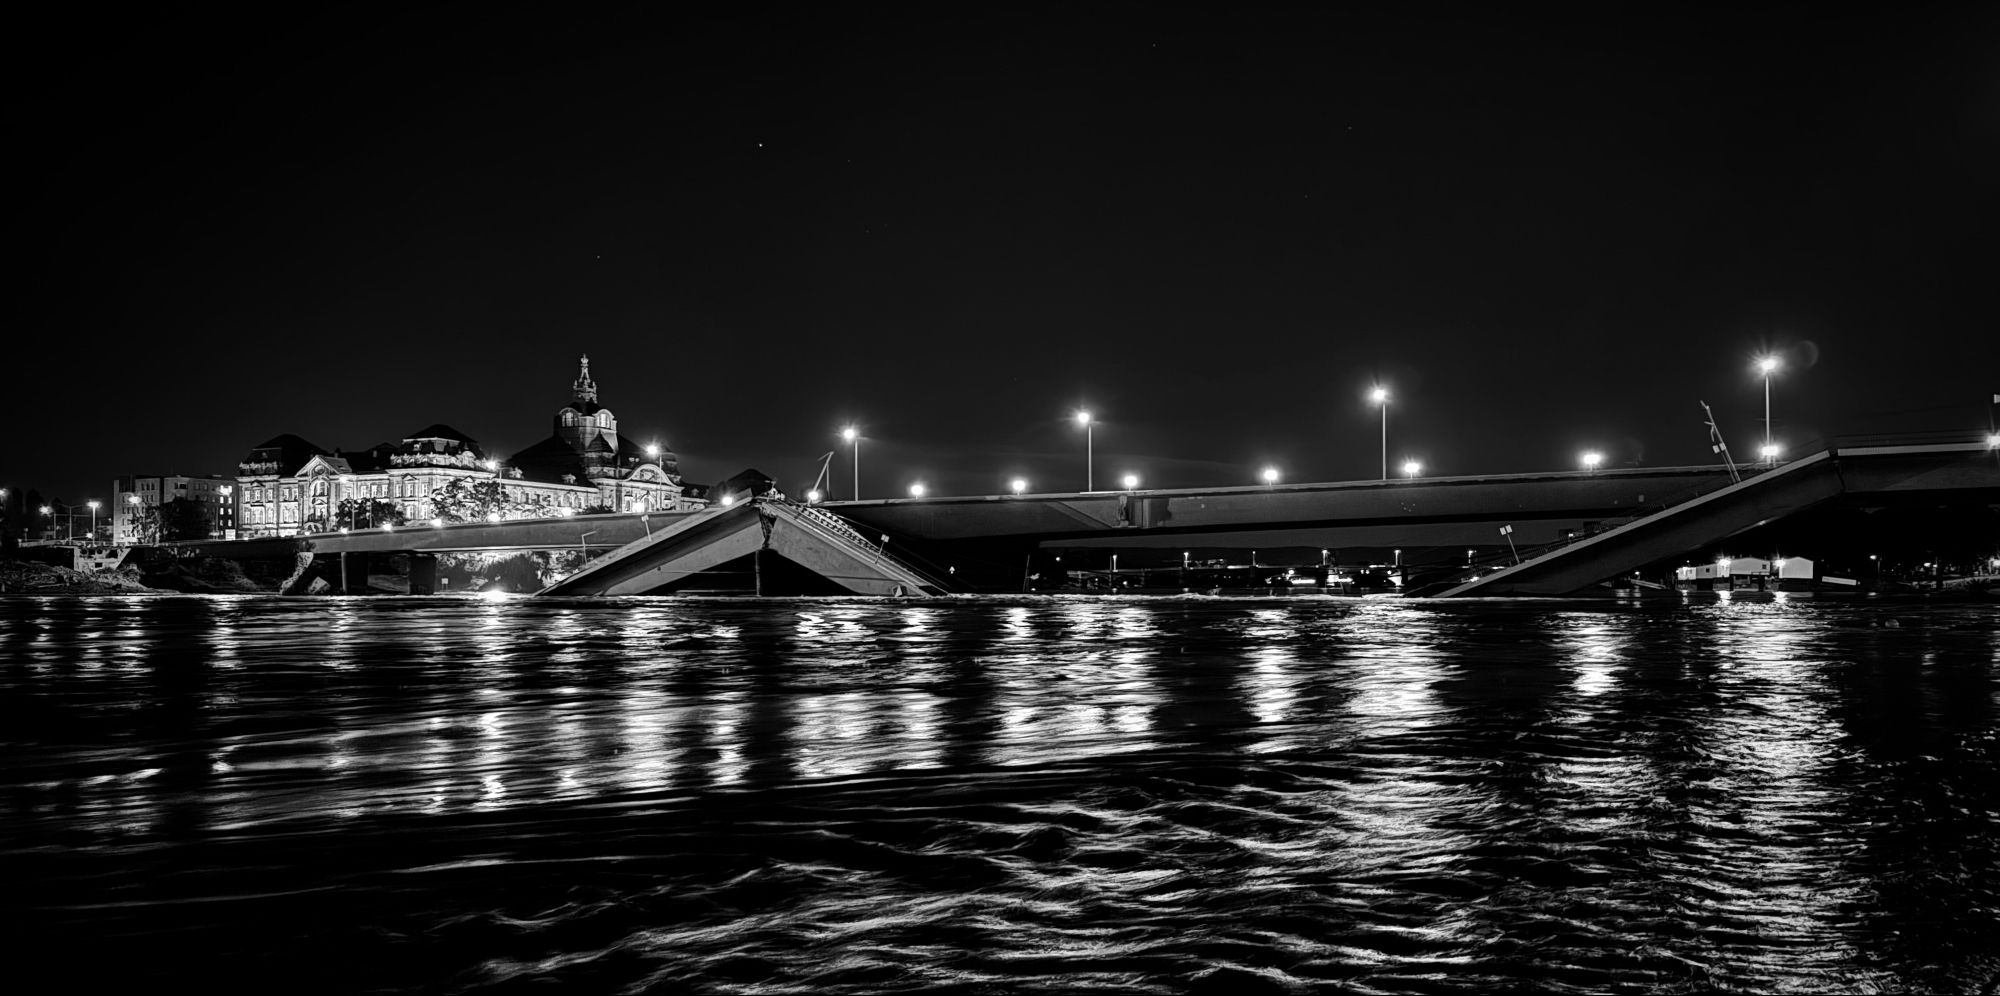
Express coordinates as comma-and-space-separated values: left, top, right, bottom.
1436, 440, 2000, 597
540, 498, 950, 597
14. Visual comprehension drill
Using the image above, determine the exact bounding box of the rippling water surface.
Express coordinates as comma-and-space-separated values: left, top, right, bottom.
3, 594, 1996, 993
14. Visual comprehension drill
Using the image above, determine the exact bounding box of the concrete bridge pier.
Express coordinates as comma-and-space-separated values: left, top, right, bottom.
408, 554, 438, 596
340, 552, 373, 595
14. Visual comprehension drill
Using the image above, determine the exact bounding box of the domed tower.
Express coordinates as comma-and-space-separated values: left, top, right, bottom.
555, 354, 619, 474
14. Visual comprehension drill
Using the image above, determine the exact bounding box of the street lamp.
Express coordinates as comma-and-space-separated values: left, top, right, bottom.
909, 482, 927, 498
1260, 466, 1280, 487
841, 426, 860, 500
1010, 478, 1027, 495
1121, 473, 1139, 491
1401, 459, 1422, 478
1987, 432, 1999, 449
87, 500, 100, 543
1370, 386, 1390, 481
1075, 410, 1094, 491
1760, 443, 1782, 464
41, 504, 54, 541
1756, 355, 1780, 465
806, 489, 822, 504
126, 494, 142, 544
1581, 451, 1604, 473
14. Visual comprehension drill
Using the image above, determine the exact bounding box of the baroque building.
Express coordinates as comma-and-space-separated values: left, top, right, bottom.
236, 357, 702, 538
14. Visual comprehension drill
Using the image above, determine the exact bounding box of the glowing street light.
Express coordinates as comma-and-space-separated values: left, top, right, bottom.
1075, 410, 1094, 491
126, 494, 142, 544
40, 504, 54, 541
1120, 473, 1139, 491
909, 482, 927, 498
1760, 443, 1782, 463
1401, 459, 1422, 478
1010, 478, 1027, 495
1581, 451, 1604, 473
841, 426, 860, 499
1987, 432, 2000, 449
806, 489, 822, 504
644, 443, 661, 460
1370, 386, 1390, 481
1260, 466, 1280, 487
1756, 355, 1781, 465
86, 500, 100, 542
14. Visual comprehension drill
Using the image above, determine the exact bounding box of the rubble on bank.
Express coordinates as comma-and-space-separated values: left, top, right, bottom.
0, 559, 156, 594
0, 555, 276, 595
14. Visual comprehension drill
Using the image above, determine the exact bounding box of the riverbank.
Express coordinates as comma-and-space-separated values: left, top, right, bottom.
0, 556, 271, 595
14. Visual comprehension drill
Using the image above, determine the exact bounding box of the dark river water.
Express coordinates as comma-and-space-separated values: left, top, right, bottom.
3, 594, 1996, 993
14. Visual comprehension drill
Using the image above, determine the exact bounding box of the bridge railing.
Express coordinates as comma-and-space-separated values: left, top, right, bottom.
779, 499, 955, 592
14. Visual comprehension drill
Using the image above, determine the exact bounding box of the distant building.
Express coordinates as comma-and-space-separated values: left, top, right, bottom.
236, 356, 703, 538
113, 474, 237, 543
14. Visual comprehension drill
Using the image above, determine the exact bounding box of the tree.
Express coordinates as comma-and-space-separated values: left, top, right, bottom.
335, 498, 407, 530
154, 498, 211, 542
429, 479, 513, 523
580, 503, 615, 515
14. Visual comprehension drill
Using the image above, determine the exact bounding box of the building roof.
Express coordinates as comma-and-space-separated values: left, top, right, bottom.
402, 423, 480, 445
240, 434, 326, 477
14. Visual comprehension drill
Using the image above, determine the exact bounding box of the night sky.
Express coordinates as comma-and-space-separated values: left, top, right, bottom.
13, 6, 1998, 506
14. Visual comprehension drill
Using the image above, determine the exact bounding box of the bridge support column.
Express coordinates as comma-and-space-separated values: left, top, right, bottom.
409, 554, 438, 596
343, 552, 373, 595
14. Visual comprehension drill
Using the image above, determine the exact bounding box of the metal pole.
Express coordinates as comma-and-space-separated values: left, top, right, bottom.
853, 439, 860, 500
1086, 424, 1093, 492
1380, 402, 1388, 481
1764, 373, 1772, 465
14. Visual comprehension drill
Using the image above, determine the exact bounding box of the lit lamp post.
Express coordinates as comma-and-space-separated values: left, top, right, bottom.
127, 494, 143, 544
1010, 478, 1027, 495
1121, 473, 1139, 491
1401, 459, 1422, 479
1581, 451, 1604, 474
1260, 466, 1280, 488
909, 482, 926, 498
1370, 386, 1389, 481
1075, 410, 1094, 491
87, 500, 100, 543
41, 504, 54, 541
1756, 356, 1780, 466
841, 426, 860, 499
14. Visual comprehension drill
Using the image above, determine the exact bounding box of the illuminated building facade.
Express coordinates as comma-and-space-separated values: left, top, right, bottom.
236, 356, 701, 537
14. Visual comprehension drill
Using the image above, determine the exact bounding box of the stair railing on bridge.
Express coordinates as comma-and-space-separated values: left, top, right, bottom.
777, 498, 955, 592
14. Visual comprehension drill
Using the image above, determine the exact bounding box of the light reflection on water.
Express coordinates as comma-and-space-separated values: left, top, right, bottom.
1, 594, 1996, 993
